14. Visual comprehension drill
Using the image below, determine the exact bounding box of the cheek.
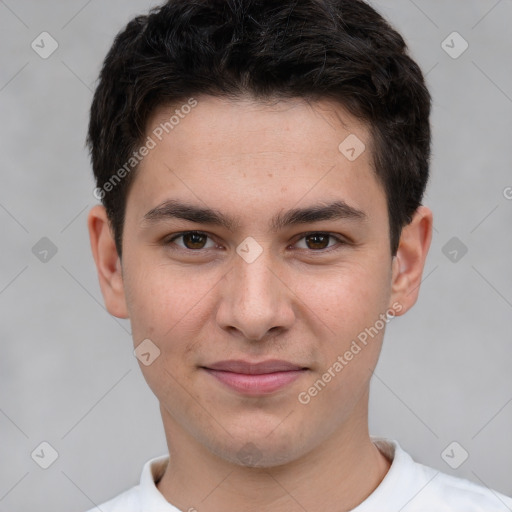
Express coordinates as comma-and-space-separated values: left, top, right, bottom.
297, 268, 389, 412
292, 261, 390, 336
125, 266, 204, 405
124, 260, 180, 327
124, 261, 214, 400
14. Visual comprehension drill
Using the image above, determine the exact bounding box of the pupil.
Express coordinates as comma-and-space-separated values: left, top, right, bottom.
307, 234, 328, 250
185, 233, 206, 249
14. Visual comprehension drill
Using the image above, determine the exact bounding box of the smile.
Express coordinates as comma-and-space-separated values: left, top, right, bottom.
202, 359, 308, 395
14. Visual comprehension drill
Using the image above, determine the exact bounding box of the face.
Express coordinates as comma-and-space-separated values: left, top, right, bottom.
90, 95, 431, 468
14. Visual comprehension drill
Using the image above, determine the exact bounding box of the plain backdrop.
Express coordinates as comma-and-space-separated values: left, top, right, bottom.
0, 1, 511, 510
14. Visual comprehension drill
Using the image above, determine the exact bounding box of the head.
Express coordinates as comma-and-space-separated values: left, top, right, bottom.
88, 0, 432, 467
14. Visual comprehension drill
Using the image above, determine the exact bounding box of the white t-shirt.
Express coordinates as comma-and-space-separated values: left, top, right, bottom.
85, 438, 512, 512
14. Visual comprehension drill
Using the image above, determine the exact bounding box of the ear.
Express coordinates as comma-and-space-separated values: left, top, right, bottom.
389, 205, 433, 315
87, 205, 129, 319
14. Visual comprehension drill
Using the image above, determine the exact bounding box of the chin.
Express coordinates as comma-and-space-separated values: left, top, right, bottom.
208, 430, 307, 469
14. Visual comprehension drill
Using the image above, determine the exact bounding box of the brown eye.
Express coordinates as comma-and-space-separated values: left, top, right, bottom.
182, 232, 207, 249
305, 233, 330, 250
167, 231, 216, 250
294, 232, 344, 251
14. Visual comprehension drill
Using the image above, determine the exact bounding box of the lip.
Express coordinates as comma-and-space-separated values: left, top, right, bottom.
205, 359, 306, 374
202, 359, 308, 395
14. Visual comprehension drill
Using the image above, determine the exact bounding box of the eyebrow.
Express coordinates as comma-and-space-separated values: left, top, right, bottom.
142, 199, 367, 232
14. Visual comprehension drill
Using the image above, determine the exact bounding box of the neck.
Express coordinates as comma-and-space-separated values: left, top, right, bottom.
156, 404, 391, 511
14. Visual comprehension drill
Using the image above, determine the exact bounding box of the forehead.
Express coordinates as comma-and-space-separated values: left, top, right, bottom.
148, 95, 370, 162
125, 95, 386, 231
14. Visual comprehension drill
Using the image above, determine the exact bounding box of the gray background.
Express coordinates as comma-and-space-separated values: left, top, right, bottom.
0, 0, 511, 510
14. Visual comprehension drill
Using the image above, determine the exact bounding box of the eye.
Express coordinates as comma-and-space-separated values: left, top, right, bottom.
163, 231, 347, 253
165, 231, 217, 250
293, 232, 346, 251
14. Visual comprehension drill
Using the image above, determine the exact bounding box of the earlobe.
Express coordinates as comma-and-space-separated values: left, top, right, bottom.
389, 206, 433, 315
87, 205, 129, 319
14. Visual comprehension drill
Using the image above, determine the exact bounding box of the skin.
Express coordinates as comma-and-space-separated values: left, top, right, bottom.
88, 95, 433, 512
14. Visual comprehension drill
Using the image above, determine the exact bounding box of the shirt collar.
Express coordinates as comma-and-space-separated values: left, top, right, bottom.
351, 437, 426, 511
139, 454, 179, 511
138, 438, 407, 511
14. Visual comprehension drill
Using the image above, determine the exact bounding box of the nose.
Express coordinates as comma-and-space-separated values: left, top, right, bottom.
215, 247, 295, 342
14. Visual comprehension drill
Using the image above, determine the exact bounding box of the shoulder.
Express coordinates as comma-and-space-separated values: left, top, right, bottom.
412, 461, 512, 512
82, 454, 170, 512
84, 484, 141, 512
374, 438, 512, 512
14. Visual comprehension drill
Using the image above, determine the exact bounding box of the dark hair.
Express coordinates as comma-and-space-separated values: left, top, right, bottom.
87, 0, 431, 259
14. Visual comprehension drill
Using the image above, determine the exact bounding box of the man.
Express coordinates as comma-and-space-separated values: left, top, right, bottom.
86, 0, 512, 510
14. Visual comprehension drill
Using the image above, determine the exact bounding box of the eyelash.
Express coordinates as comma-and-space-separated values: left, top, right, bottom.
163, 231, 348, 254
